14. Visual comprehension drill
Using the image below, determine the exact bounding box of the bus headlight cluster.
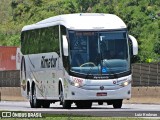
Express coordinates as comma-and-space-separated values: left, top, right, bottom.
74, 82, 82, 87
68, 80, 83, 88
120, 80, 131, 87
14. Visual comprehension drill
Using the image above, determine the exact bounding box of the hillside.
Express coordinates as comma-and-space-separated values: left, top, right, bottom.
0, 0, 159, 62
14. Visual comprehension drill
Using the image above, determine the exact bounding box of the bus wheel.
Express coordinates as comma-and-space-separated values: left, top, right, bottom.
59, 85, 71, 109
113, 99, 123, 108
30, 85, 41, 108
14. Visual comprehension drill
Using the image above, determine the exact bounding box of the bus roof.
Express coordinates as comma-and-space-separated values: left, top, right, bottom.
22, 13, 127, 31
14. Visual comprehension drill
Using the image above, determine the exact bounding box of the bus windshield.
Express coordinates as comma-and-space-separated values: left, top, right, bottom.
68, 30, 130, 78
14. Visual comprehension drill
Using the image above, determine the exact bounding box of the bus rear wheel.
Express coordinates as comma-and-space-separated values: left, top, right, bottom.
113, 99, 123, 108
30, 85, 41, 108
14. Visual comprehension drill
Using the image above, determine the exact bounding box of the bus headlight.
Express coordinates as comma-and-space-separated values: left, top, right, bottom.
120, 80, 131, 87
68, 80, 83, 88
74, 82, 82, 87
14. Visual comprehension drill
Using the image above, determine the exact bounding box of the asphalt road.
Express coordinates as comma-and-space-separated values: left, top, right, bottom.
0, 101, 160, 117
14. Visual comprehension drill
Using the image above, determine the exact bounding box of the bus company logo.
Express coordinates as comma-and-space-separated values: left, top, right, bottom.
73, 77, 83, 84
100, 86, 104, 90
41, 56, 57, 68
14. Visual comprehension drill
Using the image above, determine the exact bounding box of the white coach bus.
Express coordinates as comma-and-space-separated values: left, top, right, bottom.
20, 13, 138, 109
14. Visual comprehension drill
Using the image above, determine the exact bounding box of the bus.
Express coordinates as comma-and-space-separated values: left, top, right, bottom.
20, 13, 138, 109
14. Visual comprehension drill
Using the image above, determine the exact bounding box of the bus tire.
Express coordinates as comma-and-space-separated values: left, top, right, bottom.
30, 85, 41, 108
113, 99, 123, 108
59, 85, 71, 109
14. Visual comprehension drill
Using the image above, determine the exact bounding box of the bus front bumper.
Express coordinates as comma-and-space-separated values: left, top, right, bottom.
64, 84, 131, 101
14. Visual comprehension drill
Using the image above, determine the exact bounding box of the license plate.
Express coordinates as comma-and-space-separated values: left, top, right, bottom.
96, 92, 107, 96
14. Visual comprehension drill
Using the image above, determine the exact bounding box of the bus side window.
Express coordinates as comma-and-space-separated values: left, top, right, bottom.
25, 31, 29, 54
21, 32, 25, 54
53, 26, 60, 55
40, 28, 46, 53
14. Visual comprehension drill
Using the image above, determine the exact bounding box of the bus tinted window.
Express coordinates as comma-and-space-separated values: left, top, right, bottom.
21, 26, 59, 55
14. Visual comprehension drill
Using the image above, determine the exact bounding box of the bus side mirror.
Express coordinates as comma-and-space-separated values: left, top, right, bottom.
129, 35, 138, 55
62, 35, 68, 56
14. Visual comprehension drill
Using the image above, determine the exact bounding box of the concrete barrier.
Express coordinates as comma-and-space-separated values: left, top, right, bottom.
0, 87, 26, 101
132, 87, 160, 98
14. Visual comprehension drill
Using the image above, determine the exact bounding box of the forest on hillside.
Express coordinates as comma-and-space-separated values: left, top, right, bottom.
0, 0, 159, 63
